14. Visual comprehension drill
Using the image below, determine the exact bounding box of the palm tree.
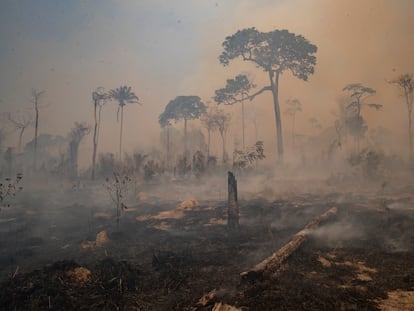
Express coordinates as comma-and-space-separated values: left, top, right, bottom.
108, 86, 140, 162
91, 87, 108, 180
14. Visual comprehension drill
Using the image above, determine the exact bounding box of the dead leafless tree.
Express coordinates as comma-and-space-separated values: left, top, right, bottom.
30, 89, 46, 170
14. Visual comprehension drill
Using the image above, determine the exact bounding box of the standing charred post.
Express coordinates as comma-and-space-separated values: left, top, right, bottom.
228, 171, 239, 230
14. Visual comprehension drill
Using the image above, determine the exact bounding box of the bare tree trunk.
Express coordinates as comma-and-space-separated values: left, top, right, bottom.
119, 106, 124, 162
91, 102, 98, 180
409, 108, 413, 162
34, 103, 39, 170
97, 106, 103, 142
227, 171, 239, 231
270, 71, 284, 162
207, 128, 211, 159
18, 128, 25, 154
167, 125, 171, 170
220, 132, 227, 163
184, 117, 188, 158
242, 98, 245, 150
70, 140, 79, 178
292, 113, 296, 148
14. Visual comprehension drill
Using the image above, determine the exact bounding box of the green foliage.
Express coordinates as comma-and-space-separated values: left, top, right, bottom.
343, 83, 380, 116
233, 141, 265, 170
220, 28, 317, 80
219, 27, 317, 160
0, 173, 23, 209
214, 74, 255, 105
341, 83, 381, 146
159, 96, 206, 124
92, 87, 109, 105
108, 85, 140, 111
390, 74, 414, 111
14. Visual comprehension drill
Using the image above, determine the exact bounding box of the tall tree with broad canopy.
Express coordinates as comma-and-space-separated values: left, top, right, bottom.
91, 87, 108, 180
214, 74, 255, 149
109, 86, 141, 162
219, 28, 317, 162
389, 74, 414, 161
159, 96, 206, 157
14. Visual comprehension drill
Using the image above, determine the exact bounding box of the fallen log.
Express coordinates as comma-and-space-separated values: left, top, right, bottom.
240, 207, 337, 281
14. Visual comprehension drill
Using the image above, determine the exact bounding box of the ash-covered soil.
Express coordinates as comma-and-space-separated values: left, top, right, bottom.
0, 181, 414, 310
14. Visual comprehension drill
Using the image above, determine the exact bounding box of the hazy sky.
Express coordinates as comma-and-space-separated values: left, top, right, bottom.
1, 0, 414, 165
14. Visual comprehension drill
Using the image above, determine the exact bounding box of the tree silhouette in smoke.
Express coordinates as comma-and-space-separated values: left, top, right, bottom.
219, 28, 317, 162
159, 96, 206, 157
109, 86, 141, 162
214, 74, 255, 150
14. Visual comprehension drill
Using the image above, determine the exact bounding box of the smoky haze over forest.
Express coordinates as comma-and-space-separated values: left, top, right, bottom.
2, 2, 414, 309
0, 0, 414, 171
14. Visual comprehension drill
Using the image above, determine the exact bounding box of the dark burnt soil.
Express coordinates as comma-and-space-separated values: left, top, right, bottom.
0, 191, 414, 310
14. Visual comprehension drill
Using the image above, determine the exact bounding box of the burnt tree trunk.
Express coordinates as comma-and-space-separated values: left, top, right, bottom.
241, 207, 337, 281
227, 171, 239, 230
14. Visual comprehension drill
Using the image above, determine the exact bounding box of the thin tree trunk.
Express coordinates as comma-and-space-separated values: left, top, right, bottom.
207, 128, 211, 159
91, 102, 98, 180
18, 128, 25, 154
292, 113, 296, 148
242, 98, 245, 150
184, 117, 188, 158
409, 108, 413, 161
167, 125, 171, 169
220, 132, 226, 163
34, 103, 39, 170
253, 109, 259, 142
270, 71, 284, 162
97, 105, 103, 142
70, 140, 79, 178
119, 106, 124, 162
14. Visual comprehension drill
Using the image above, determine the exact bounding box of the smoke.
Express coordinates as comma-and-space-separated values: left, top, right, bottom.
1, 1, 414, 168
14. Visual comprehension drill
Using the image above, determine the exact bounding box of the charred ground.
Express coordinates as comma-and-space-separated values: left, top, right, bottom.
0, 178, 413, 310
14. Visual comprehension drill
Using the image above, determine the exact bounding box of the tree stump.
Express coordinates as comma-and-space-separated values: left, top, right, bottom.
227, 171, 239, 230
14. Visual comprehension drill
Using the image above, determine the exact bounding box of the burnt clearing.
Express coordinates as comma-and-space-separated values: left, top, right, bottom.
0, 183, 413, 310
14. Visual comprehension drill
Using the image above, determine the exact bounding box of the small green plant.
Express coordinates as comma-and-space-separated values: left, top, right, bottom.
105, 172, 131, 229
0, 173, 23, 209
